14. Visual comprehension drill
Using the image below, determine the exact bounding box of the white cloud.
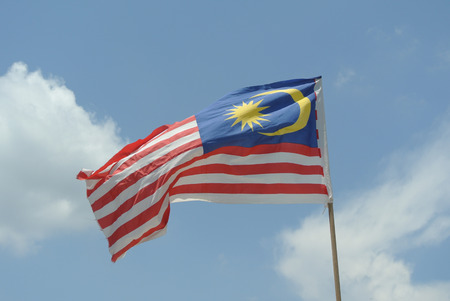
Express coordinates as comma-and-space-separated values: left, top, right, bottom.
0, 62, 123, 255
276, 113, 450, 300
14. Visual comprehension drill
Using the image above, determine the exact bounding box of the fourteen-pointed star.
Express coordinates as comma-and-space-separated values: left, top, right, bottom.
225, 99, 269, 131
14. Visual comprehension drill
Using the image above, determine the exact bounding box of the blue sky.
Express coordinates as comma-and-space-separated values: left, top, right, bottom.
1, 1, 450, 300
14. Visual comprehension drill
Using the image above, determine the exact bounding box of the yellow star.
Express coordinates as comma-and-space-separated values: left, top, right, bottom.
224, 99, 269, 131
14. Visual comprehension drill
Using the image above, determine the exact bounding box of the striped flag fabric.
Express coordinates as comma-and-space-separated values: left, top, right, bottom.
77, 77, 332, 262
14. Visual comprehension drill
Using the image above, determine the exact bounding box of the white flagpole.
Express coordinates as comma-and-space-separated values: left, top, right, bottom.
328, 202, 342, 301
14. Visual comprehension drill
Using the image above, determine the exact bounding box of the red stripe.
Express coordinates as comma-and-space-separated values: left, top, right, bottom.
170, 183, 328, 195
91, 138, 202, 212
207, 142, 320, 157
76, 170, 92, 180
111, 203, 171, 262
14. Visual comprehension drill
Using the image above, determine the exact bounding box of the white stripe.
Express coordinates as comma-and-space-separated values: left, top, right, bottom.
173, 173, 325, 186
206, 152, 322, 166
102, 162, 118, 175
85, 178, 100, 190
185, 152, 323, 171
170, 193, 329, 204
88, 130, 201, 204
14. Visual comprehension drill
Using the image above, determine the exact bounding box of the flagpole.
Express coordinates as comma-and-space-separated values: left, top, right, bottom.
328, 202, 342, 301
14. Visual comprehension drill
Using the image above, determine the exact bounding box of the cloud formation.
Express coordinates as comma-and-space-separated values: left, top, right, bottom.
276, 113, 450, 300
0, 62, 123, 255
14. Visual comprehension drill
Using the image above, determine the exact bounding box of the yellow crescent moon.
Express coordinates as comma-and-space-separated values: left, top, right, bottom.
250, 88, 311, 136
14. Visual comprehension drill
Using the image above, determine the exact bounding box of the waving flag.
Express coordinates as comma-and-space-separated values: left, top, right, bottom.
77, 77, 332, 262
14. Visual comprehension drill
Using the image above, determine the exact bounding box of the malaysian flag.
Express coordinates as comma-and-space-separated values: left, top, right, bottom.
77, 77, 332, 262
